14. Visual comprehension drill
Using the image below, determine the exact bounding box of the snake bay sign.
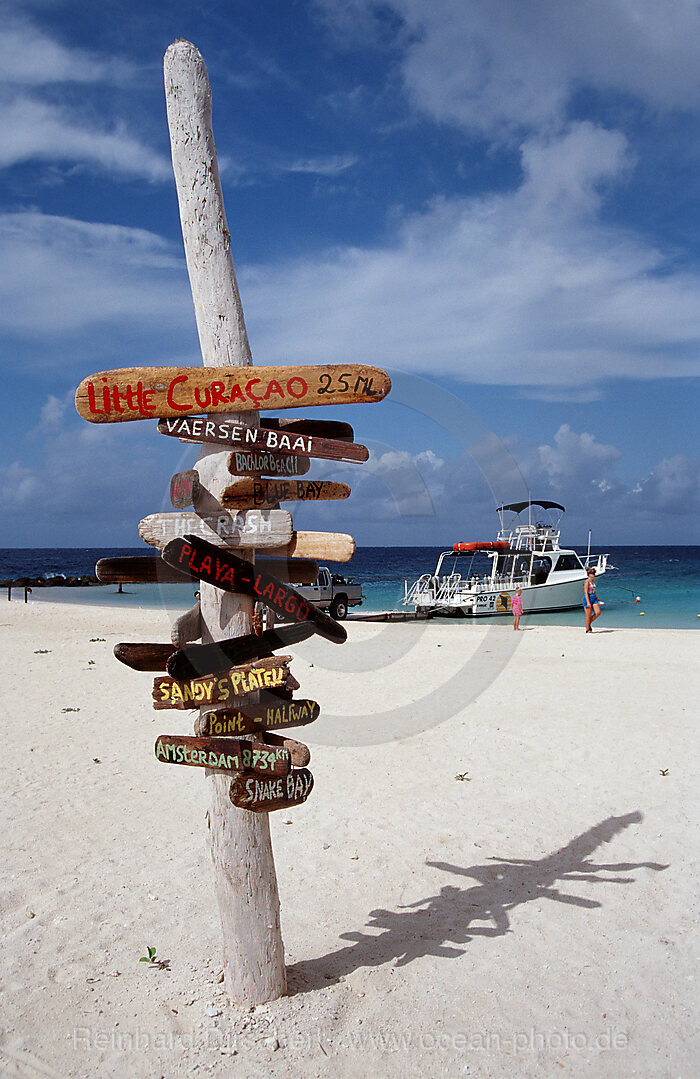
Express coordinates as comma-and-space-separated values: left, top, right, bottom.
75, 364, 391, 422
229, 767, 314, 813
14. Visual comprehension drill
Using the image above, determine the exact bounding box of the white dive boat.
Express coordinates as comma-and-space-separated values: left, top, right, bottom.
403, 500, 609, 617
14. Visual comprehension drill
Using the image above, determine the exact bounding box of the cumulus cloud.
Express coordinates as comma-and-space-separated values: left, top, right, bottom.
1, 14, 137, 85
1, 394, 184, 546
0, 97, 171, 180
0, 14, 169, 181
316, 0, 700, 137
0, 211, 193, 341
241, 123, 700, 389
537, 425, 621, 486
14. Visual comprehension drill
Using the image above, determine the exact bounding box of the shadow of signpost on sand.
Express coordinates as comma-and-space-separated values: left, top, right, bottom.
287, 811, 668, 993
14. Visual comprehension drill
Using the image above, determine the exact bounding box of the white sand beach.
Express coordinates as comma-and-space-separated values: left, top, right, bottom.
1, 599, 697, 1078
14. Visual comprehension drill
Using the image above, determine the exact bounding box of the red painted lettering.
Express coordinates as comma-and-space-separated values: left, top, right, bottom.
211, 382, 228, 406
245, 379, 262, 404
194, 386, 211, 409
167, 375, 190, 411
179, 544, 192, 565
86, 383, 105, 415
287, 376, 307, 399
263, 379, 284, 401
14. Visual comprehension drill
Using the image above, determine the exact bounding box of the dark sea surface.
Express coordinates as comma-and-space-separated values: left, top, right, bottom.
1, 545, 698, 629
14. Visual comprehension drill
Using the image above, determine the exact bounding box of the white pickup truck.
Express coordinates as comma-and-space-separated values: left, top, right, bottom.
294, 566, 363, 620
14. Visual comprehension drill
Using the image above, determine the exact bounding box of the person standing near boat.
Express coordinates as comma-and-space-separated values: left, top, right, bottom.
583, 569, 601, 632
512, 587, 523, 631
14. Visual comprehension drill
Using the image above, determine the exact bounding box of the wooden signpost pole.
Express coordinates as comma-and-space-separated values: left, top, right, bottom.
164, 39, 286, 1004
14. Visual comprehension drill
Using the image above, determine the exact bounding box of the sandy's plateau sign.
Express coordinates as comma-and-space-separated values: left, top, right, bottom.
221, 479, 350, 510
158, 416, 369, 463
199, 698, 320, 735
166, 622, 315, 682
75, 364, 391, 422
153, 657, 295, 709
162, 535, 346, 644
154, 735, 290, 776
229, 767, 314, 813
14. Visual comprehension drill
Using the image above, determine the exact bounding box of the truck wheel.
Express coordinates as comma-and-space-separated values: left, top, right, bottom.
330, 595, 348, 620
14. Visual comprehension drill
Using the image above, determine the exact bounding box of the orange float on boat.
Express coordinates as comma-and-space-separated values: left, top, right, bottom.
452, 541, 510, 552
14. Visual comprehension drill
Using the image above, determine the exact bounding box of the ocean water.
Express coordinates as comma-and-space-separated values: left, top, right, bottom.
1, 545, 698, 630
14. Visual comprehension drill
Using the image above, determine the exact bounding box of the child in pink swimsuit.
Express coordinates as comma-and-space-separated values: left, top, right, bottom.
512, 587, 523, 630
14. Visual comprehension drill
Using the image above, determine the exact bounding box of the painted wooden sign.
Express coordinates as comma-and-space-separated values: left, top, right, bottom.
170, 469, 201, 509
261, 732, 311, 768
75, 364, 391, 422
154, 735, 290, 776
153, 657, 295, 709
229, 767, 314, 813
139, 509, 292, 551
262, 417, 354, 442
197, 698, 320, 734
166, 622, 315, 681
228, 450, 311, 478
114, 642, 174, 671
221, 479, 350, 510
161, 535, 347, 644
159, 416, 368, 463
96, 554, 319, 585
244, 531, 356, 564
96, 555, 191, 584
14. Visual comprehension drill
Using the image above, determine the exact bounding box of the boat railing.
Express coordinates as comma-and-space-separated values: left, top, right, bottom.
497, 525, 561, 552
404, 569, 533, 606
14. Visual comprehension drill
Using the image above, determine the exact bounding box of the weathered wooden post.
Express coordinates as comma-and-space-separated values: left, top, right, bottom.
75, 39, 390, 1011
163, 39, 286, 1004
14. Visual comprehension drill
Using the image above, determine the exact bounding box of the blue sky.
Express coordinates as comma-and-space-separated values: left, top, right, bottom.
1, 0, 699, 547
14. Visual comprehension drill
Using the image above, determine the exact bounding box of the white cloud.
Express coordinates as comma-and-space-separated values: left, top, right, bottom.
1, 14, 136, 86
286, 153, 359, 176
241, 123, 700, 388
0, 15, 168, 181
537, 425, 621, 486
0, 211, 192, 340
0, 97, 170, 180
317, 0, 700, 137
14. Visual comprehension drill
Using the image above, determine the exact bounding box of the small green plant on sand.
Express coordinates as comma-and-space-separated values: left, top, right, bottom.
90, 638, 105, 642
61, 707, 80, 713
454, 772, 470, 782
34, 649, 51, 654
139, 946, 170, 970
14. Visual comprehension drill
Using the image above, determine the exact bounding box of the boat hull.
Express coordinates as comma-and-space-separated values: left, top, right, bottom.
414, 576, 589, 617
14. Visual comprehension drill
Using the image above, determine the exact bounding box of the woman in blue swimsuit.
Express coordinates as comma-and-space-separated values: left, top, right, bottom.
583, 569, 601, 633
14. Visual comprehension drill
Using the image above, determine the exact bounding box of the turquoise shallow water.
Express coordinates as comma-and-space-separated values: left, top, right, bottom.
3, 545, 698, 630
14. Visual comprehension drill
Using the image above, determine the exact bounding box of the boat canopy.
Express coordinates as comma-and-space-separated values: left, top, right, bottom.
497, 500, 565, 514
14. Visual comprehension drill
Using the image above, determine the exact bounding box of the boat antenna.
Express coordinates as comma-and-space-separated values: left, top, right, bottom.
586, 528, 592, 567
